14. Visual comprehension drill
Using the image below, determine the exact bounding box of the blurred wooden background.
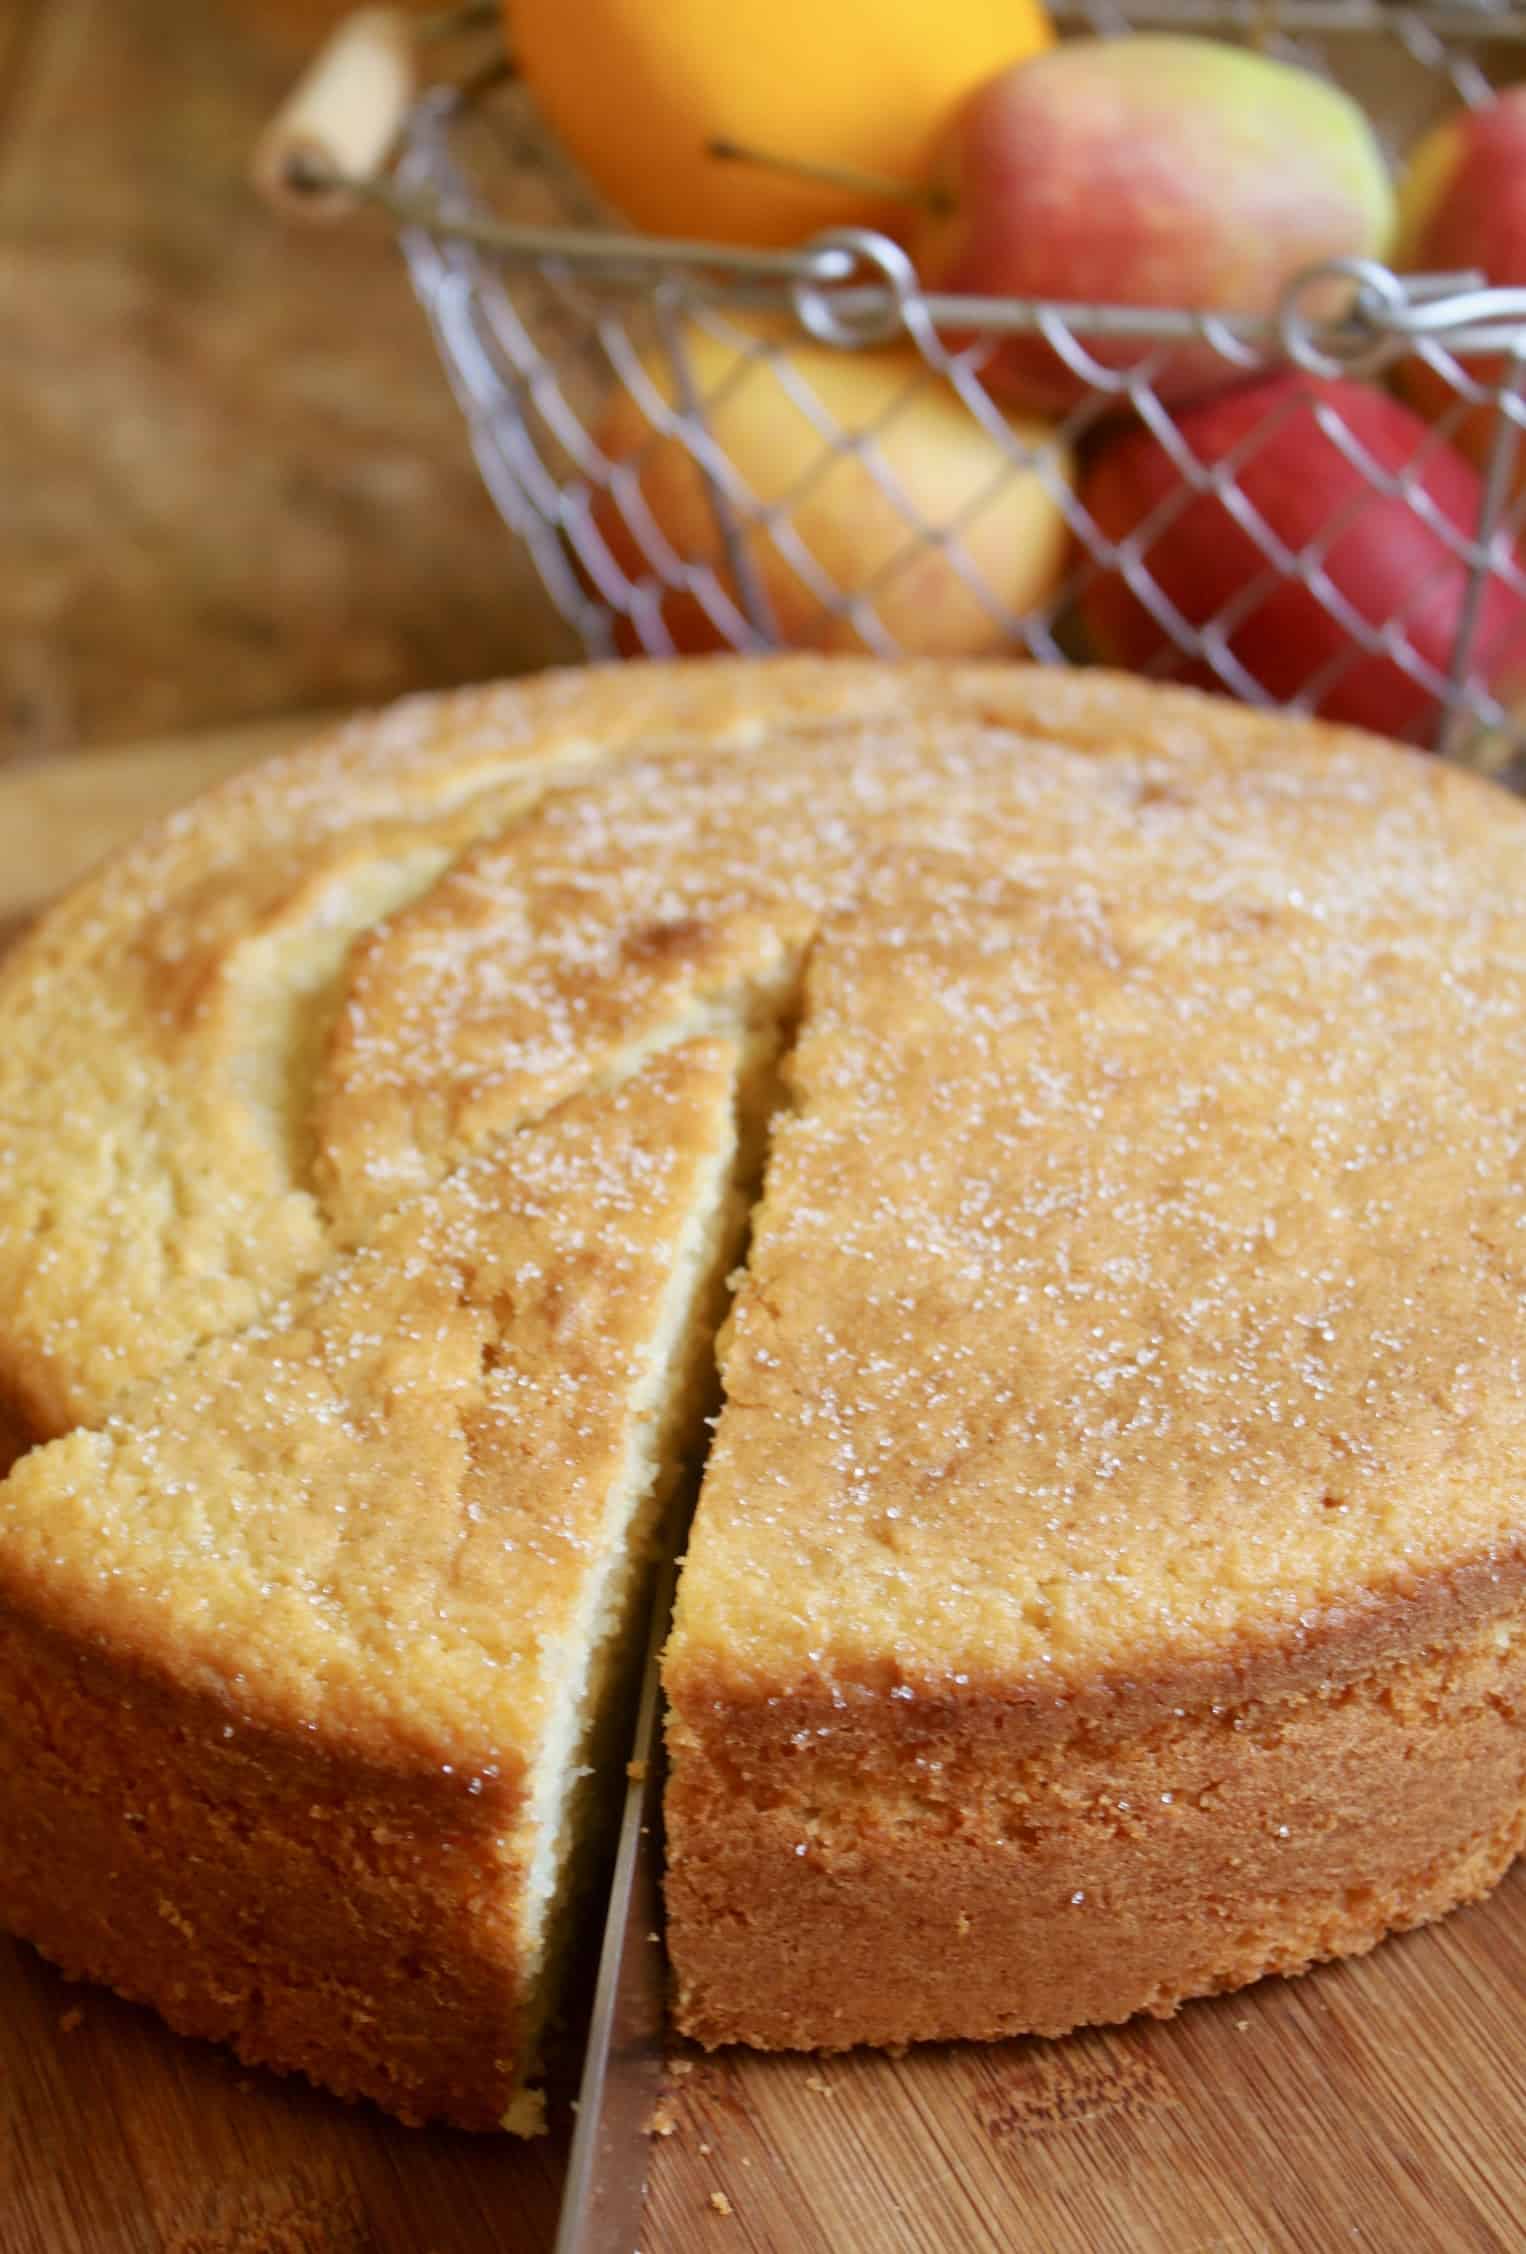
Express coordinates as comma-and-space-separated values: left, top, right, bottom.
0, 0, 571, 771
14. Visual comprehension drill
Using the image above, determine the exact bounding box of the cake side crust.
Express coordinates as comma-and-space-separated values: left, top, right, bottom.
0, 1600, 531, 2129
666, 1600, 1526, 2051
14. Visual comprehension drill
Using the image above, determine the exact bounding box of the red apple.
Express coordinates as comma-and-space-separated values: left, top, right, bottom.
915, 37, 1396, 416
1079, 373, 1526, 741
1395, 88, 1526, 490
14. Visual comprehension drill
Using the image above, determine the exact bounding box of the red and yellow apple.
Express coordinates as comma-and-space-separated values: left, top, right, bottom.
1079, 373, 1526, 741
915, 37, 1396, 415
586, 322, 1074, 657
1395, 88, 1526, 489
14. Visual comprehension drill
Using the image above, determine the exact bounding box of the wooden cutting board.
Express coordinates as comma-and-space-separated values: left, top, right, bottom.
2, 718, 1524, 2254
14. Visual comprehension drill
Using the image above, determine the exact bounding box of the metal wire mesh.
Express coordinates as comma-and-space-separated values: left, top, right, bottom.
385, 4, 1526, 769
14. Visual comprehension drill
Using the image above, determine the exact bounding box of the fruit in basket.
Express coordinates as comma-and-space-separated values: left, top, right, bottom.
1395, 89, 1526, 490
503, 0, 1053, 248
914, 37, 1396, 415
586, 320, 1073, 656
1078, 373, 1526, 741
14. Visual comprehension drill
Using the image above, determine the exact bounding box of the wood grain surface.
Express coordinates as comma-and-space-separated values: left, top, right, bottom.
2, 718, 1524, 2254
0, 0, 573, 771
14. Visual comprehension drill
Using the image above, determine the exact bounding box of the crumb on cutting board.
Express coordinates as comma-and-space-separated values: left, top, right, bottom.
648, 2100, 679, 2138
709, 2190, 733, 2216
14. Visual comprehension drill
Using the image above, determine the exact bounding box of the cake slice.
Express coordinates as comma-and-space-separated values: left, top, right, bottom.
0, 1037, 750, 2129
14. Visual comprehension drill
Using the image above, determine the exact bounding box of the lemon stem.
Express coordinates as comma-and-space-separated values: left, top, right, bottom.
705, 137, 951, 215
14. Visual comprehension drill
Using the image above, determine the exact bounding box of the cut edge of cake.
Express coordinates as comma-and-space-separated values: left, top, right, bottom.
508, 966, 807, 2127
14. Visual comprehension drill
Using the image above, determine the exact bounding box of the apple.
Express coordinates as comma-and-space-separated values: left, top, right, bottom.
914, 37, 1396, 416
585, 321, 1074, 657
1394, 88, 1526, 490
1078, 373, 1526, 741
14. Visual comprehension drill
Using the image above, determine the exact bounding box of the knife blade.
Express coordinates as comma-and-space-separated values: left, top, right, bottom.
552, 1555, 675, 2254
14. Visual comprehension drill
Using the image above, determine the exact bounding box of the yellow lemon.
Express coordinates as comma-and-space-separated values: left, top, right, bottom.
505, 0, 1054, 246
588, 320, 1074, 655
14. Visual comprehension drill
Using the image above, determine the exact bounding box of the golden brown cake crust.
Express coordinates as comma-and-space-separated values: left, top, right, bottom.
0, 1045, 739, 1760
3, 656, 1526, 2116
4, 654, 1514, 1438
0, 1603, 528, 2129
667, 1609, 1526, 2051
668, 897, 1526, 1719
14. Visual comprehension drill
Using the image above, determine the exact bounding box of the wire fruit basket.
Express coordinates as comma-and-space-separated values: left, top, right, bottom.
259, 1, 1526, 771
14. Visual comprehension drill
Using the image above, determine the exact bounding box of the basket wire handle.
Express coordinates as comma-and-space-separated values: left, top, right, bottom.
253, 7, 420, 218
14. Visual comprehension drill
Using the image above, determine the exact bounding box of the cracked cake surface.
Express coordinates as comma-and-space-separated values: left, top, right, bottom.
0, 656, 1524, 2124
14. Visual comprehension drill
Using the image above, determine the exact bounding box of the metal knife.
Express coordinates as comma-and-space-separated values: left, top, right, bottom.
552, 1556, 675, 2254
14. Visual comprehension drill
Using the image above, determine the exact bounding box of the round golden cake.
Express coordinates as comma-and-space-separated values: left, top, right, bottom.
0, 656, 1524, 2130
